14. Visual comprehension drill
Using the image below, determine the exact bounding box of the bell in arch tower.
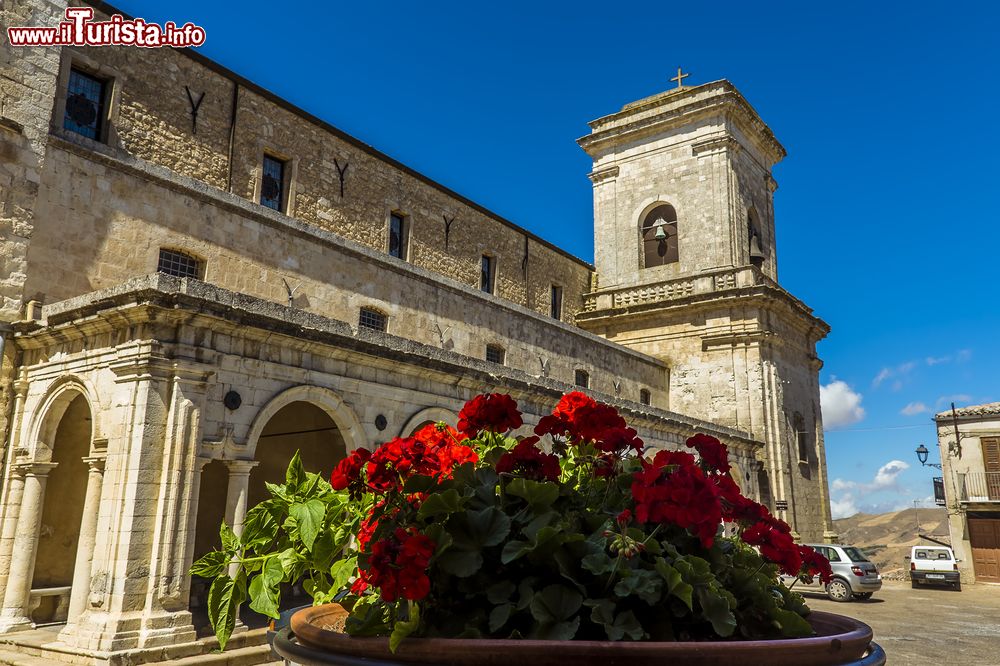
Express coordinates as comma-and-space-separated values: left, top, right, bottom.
575, 73, 836, 544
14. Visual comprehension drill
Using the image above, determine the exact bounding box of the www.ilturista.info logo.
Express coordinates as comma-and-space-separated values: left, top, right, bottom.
7, 7, 206, 48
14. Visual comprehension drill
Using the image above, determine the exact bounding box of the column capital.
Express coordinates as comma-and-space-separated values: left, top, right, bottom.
12, 461, 58, 478
224, 459, 260, 475
82, 456, 106, 473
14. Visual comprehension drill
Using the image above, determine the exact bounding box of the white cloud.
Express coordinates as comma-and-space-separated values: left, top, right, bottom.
830, 494, 859, 519
830, 460, 913, 519
926, 356, 951, 366
820, 381, 866, 429
872, 368, 892, 388
957, 349, 972, 362
901, 401, 929, 416
871, 460, 909, 490
936, 394, 972, 409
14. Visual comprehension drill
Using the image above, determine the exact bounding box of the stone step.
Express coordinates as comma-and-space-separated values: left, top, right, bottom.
153, 644, 279, 666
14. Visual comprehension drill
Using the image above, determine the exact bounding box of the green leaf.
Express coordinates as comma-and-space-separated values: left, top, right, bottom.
289, 499, 326, 551
219, 522, 238, 552
500, 540, 532, 564
190, 550, 230, 579
582, 551, 615, 575
607, 610, 645, 641
417, 489, 464, 520
465, 507, 511, 548
389, 603, 420, 653
488, 603, 512, 633
655, 559, 693, 610
506, 478, 560, 510
486, 580, 516, 604
330, 557, 357, 593
403, 474, 438, 494
285, 450, 306, 490
261, 556, 284, 587
528, 617, 580, 640
614, 569, 662, 605
248, 575, 280, 618
437, 549, 483, 577
773, 608, 813, 637
207, 575, 244, 651
529, 584, 583, 624
697, 587, 736, 637
241, 504, 279, 547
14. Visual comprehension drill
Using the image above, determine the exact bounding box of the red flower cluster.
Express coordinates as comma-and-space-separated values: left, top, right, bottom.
496, 437, 561, 482
457, 393, 523, 436
631, 450, 723, 548
740, 518, 801, 576
355, 527, 436, 602
535, 392, 643, 455
798, 544, 834, 584
330, 424, 476, 495
685, 434, 731, 474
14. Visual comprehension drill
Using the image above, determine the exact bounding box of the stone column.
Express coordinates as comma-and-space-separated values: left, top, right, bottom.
0, 462, 57, 633
63, 457, 106, 625
225, 460, 260, 537
0, 466, 28, 604
225, 460, 259, 579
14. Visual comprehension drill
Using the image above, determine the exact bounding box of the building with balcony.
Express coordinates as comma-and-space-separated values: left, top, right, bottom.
936, 402, 1000, 583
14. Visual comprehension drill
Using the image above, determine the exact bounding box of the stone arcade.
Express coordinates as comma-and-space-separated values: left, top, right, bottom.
0, 1, 834, 662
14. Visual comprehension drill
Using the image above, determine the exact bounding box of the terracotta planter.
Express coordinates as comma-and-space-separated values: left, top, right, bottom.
274, 603, 885, 666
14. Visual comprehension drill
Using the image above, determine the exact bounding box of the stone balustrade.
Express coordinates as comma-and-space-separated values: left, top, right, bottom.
583, 266, 767, 313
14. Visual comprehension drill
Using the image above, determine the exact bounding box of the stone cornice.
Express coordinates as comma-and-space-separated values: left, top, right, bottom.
578, 80, 786, 166
587, 165, 620, 185
10, 276, 760, 452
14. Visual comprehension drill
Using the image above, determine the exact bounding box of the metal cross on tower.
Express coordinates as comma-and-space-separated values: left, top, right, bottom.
670, 66, 690, 89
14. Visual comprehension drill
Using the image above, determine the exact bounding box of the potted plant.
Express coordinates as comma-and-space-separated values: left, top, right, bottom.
192, 392, 883, 665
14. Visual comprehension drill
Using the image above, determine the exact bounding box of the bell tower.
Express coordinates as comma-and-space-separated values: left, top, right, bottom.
575, 75, 837, 543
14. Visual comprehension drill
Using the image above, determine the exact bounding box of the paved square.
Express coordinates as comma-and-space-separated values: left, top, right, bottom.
804, 580, 1000, 664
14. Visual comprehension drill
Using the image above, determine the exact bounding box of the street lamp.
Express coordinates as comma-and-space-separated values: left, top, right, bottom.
915, 444, 942, 470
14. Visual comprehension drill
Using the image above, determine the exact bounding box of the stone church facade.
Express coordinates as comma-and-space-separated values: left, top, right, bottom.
0, 0, 834, 660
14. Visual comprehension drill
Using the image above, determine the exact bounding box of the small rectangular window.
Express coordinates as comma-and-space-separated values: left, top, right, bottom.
480, 255, 495, 294
157, 249, 201, 279
64, 68, 107, 141
261, 155, 286, 211
359, 307, 388, 332
388, 213, 408, 259
639, 389, 651, 406
485, 344, 505, 365
550, 285, 563, 320
575, 369, 589, 388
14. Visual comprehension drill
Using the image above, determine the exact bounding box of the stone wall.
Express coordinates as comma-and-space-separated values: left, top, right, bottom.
24, 141, 666, 403
49, 2, 591, 324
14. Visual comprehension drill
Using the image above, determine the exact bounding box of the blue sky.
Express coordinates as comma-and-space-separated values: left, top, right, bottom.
113, 1, 1000, 517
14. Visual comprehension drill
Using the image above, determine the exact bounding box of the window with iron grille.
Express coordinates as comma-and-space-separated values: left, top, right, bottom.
485, 344, 505, 365
261, 155, 286, 211
359, 307, 388, 332
157, 249, 201, 279
481, 255, 495, 294
640, 389, 651, 406
550, 285, 563, 320
64, 68, 106, 141
388, 212, 408, 259
575, 369, 589, 388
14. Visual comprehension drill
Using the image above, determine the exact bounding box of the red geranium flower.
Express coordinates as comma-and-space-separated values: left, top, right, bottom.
457, 393, 523, 436
685, 433, 731, 474
357, 527, 436, 603
630, 450, 722, 548
330, 448, 372, 499
798, 544, 834, 584
496, 437, 561, 482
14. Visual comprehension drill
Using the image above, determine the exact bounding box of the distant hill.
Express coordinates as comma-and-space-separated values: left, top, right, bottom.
833, 508, 949, 578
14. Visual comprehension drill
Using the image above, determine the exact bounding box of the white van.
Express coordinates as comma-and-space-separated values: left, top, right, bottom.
907, 545, 961, 591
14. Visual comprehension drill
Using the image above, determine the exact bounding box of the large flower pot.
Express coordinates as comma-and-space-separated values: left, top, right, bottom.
273, 603, 886, 666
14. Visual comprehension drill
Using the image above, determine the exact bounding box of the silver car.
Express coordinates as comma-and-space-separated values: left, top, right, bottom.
783, 544, 882, 602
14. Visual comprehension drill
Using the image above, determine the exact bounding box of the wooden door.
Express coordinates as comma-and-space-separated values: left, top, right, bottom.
983, 438, 1000, 500
969, 518, 1000, 582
